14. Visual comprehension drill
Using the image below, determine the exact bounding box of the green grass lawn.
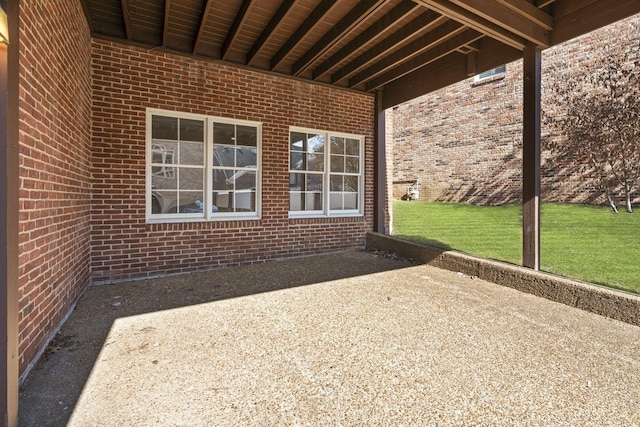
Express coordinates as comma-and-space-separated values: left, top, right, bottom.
392, 201, 640, 294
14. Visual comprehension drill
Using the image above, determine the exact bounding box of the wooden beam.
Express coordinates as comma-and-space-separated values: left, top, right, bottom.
374, 90, 387, 234
193, 0, 214, 55
364, 28, 483, 90
292, 0, 387, 76
381, 38, 520, 109
413, 0, 528, 49
313, 1, 419, 80
121, 0, 133, 40
222, 0, 257, 61
466, 50, 477, 76
271, 0, 338, 71
247, 0, 296, 66
162, 0, 171, 47
522, 42, 541, 270
350, 19, 465, 88
331, 10, 443, 84
536, 0, 557, 7
2, 0, 20, 424
496, 0, 554, 30
550, 0, 640, 47
446, 0, 551, 46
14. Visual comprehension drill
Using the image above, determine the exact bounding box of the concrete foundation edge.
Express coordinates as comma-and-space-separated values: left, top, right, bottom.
366, 232, 640, 327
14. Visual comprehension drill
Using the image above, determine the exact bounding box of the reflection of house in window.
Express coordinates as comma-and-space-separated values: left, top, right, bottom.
473, 65, 506, 84
151, 144, 175, 178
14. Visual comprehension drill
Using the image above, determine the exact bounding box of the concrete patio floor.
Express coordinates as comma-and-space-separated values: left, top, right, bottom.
19, 250, 640, 426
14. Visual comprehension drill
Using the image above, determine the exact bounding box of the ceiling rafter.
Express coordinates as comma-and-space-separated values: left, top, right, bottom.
292, 0, 388, 77
247, 0, 297, 66
413, 0, 529, 49
365, 28, 483, 90
193, 0, 215, 55
222, 0, 258, 61
312, 0, 420, 81
162, 0, 172, 47
331, 10, 444, 85
270, 0, 339, 71
349, 19, 466, 88
445, 0, 551, 46
121, 0, 132, 40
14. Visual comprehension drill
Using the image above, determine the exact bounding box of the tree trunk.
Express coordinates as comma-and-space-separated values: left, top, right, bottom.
624, 183, 633, 213
607, 193, 619, 213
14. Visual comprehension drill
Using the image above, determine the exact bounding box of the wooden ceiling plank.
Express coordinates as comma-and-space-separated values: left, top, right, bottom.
551, 0, 640, 46
331, 10, 444, 84
413, 0, 528, 49
247, 0, 297, 66
496, 0, 553, 30
536, 0, 557, 7
444, 0, 550, 47
121, 0, 132, 40
348, 19, 464, 88
365, 28, 483, 90
193, 0, 215, 55
162, 0, 172, 47
270, 0, 339, 71
292, 0, 388, 77
313, 0, 420, 80
222, 0, 257, 61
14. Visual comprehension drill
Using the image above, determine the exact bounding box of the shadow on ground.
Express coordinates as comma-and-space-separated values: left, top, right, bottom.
18, 250, 416, 427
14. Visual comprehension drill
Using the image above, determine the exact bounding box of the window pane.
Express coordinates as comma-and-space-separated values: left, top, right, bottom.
307, 174, 323, 192
345, 138, 359, 156
152, 173, 177, 190
307, 192, 322, 211
291, 133, 305, 152
233, 170, 256, 190
344, 175, 358, 192
290, 152, 304, 170
235, 147, 257, 168
179, 191, 203, 213
308, 153, 324, 171
180, 119, 204, 142
237, 125, 257, 147
213, 170, 232, 191
331, 155, 344, 173
151, 142, 177, 165
343, 192, 358, 210
152, 116, 178, 140
290, 173, 305, 191
234, 188, 255, 212
331, 136, 345, 154
330, 175, 343, 191
213, 145, 234, 167
214, 122, 235, 145
330, 192, 343, 210
290, 192, 304, 211
345, 156, 359, 173
151, 191, 177, 214
308, 134, 325, 153
178, 167, 203, 191
213, 190, 232, 212
179, 142, 204, 165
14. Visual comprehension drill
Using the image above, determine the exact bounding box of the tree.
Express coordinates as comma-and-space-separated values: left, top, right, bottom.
543, 24, 640, 213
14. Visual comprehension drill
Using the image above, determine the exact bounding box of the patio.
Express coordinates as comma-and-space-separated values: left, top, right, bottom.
19, 250, 639, 426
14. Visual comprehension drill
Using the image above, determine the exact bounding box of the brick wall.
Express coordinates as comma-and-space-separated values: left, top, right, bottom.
391, 14, 640, 206
18, 0, 92, 376
91, 39, 375, 283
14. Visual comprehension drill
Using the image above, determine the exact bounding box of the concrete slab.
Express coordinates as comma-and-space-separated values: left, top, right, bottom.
19, 250, 640, 426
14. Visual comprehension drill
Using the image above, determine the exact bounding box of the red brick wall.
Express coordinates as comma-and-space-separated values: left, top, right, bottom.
91, 39, 375, 283
391, 14, 640, 206
18, 0, 92, 375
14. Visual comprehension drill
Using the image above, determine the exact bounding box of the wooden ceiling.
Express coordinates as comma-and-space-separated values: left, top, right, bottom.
81, 0, 640, 107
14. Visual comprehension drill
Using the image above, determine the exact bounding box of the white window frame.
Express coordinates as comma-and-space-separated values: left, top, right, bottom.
146, 108, 262, 223
474, 65, 506, 83
288, 126, 364, 219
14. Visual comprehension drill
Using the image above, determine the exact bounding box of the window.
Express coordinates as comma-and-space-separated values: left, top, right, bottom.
474, 65, 506, 83
289, 128, 364, 217
147, 109, 261, 222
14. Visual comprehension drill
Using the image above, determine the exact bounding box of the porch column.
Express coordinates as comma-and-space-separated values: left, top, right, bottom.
374, 90, 386, 234
0, 0, 19, 424
522, 42, 541, 270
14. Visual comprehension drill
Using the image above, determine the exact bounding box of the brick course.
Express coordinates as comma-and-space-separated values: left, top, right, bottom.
18, 0, 92, 375
90, 39, 375, 283
391, 14, 640, 206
